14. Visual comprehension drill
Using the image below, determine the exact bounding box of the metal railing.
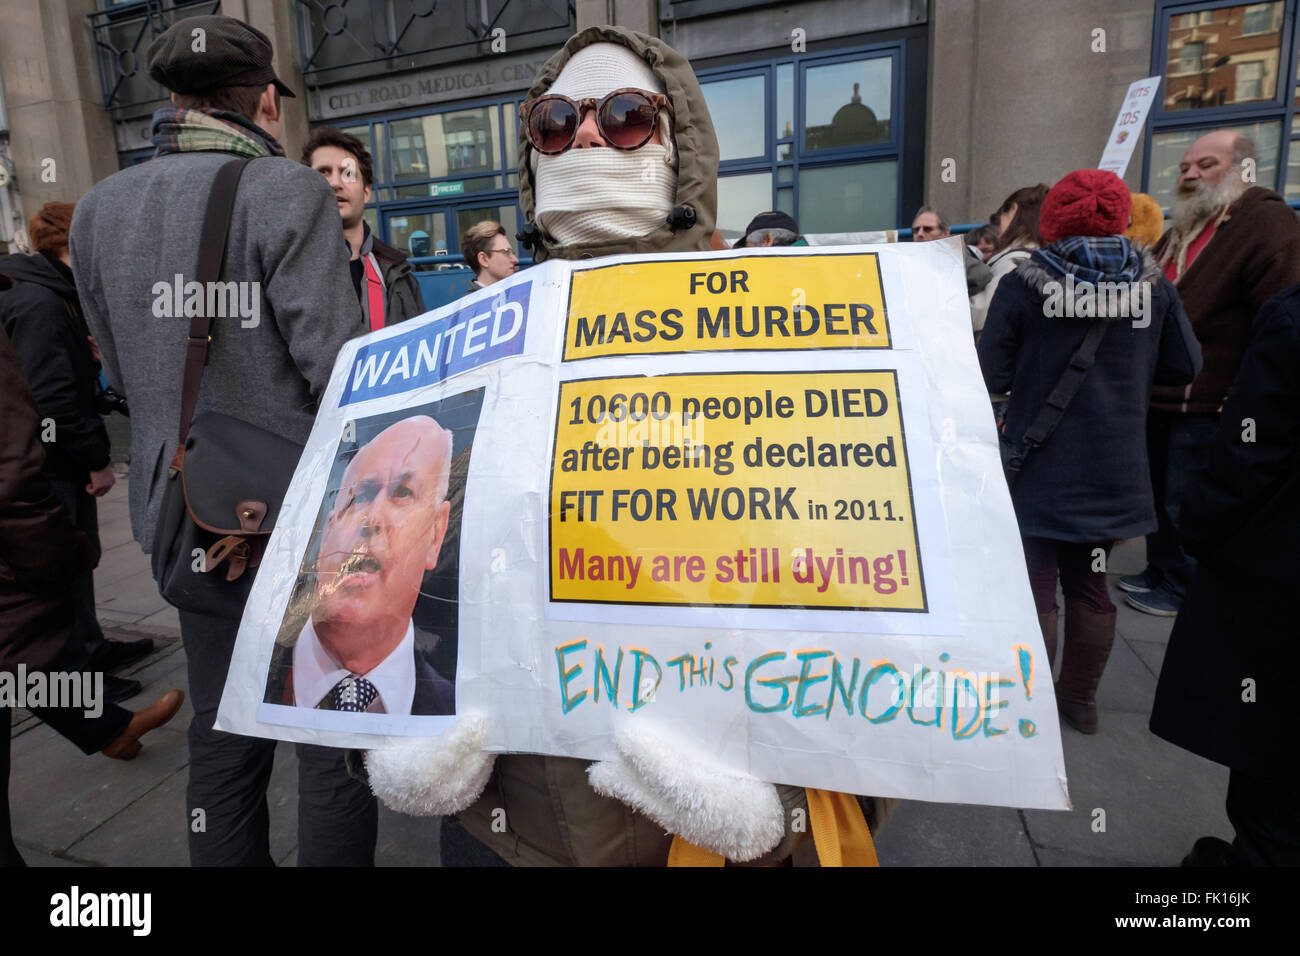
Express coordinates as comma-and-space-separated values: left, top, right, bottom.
88, 0, 221, 111
295, 0, 573, 76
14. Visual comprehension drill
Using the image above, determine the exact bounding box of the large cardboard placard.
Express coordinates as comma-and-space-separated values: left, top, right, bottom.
217, 241, 1070, 810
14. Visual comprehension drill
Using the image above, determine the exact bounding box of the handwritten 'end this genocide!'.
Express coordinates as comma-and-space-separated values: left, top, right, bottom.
548, 369, 925, 613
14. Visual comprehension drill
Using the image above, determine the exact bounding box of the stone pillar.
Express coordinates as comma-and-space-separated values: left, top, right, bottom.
926, 0, 1155, 224
575, 0, 659, 36
0, 0, 118, 234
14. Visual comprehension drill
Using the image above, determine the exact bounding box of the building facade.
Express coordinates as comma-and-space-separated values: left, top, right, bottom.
2, 0, 1299, 257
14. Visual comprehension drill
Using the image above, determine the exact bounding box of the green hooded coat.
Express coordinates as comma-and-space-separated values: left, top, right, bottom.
454, 26, 892, 866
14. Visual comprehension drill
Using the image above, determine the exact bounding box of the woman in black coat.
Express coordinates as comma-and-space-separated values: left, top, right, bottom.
978, 169, 1202, 734
0, 326, 184, 866
0, 203, 153, 680
1150, 284, 1300, 866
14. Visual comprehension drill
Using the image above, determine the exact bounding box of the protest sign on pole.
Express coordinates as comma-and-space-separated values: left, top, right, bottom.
1098, 75, 1162, 178
216, 240, 1070, 810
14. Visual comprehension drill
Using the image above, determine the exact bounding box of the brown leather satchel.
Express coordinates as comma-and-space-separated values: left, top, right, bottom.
150, 158, 304, 620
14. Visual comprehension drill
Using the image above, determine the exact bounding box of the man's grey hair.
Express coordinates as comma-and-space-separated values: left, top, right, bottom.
913, 205, 950, 232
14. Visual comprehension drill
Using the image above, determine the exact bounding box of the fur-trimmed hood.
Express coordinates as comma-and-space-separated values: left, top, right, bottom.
1016, 236, 1162, 322
516, 26, 719, 262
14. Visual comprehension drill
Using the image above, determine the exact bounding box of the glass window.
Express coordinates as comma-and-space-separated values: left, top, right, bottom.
1236, 62, 1265, 101
454, 206, 520, 254
372, 124, 387, 183
1286, 144, 1300, 200
776, 186, 794, 218
798, 161, 897, 233
504, 101, 519, 169
1294, 43, 1299, 109
701, 75, 767, 160
804, 57, 892, 151
390, 108, 501, 182
776, 64, 794, 160
715, 172, 772, 240
1148, 120, 1281, 209
386, 212, 447, 260
1241, 2, 1282, 34
1162, 2, 1282, 109
777, 63, 794, 141
390, 119, 430, 180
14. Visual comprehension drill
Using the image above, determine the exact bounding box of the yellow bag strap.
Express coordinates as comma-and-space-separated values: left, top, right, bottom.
666, 789, 879, 867
667, 837, 726, 866
806, 787, 879, 867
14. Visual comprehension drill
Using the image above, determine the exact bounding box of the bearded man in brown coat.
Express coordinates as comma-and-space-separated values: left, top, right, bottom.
1120, 130, 1300, 618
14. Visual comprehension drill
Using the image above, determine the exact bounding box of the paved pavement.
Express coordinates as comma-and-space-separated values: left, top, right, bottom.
9, 472, 1232, 866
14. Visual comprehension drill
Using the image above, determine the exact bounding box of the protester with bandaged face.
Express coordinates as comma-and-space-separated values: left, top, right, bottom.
363, 26, 897, 868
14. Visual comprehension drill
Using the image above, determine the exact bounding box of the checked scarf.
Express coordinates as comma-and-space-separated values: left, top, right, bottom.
1032, 234, 1144, 285
151, 107, 285, 159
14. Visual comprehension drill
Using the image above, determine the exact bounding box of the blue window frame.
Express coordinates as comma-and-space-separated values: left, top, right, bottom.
1145, 0, 1300, 207
697, 41, 908, 239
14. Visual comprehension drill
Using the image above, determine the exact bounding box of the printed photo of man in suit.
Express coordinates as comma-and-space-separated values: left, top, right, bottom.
265, 414, 456, 715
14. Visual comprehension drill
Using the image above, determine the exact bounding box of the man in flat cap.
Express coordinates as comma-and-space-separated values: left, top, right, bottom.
70, 15, 375, 867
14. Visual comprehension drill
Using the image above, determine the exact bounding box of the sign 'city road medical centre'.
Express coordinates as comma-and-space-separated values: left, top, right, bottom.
310, 51, 553, 120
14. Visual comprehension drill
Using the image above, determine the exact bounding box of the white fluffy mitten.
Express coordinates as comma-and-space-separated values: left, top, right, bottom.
587, 724, 784, 862
364, 713, 495, 816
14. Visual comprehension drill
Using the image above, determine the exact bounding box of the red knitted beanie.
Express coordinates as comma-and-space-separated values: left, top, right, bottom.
1038, 169, 1132, 244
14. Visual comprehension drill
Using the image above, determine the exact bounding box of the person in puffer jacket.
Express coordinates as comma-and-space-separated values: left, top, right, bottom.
977, 169, 1202, 735
360, 25, 897, 867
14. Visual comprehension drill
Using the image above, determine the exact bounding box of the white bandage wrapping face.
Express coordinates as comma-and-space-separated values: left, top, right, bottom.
533, 43, 677, 246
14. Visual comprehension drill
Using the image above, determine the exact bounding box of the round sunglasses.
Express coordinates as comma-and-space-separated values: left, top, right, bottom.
520, 88, 672, 155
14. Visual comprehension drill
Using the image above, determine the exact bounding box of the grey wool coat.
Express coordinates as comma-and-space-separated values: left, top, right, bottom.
71, 149, 365, 552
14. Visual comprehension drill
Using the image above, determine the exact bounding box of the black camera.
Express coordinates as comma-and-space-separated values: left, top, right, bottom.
96, 383, 130, 418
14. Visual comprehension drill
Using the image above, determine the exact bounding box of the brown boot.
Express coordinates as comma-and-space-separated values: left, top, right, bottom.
101, 689, 185, 761
1055, 601, 1116, 734
1037, 609, 1059, 675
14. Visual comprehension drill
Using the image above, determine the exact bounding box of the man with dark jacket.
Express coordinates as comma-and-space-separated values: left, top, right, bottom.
70, 15, 374, 866
303, 126, 426, 328
0, 323, 97, 866
1150, 284, 1300, 866
1122, 130, 1300, 617
0, 327, 183, 866
0, 202, 152, 695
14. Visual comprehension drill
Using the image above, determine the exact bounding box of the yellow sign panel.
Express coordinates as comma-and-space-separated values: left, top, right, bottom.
549, 370, 925, 611
562, 253, 890, 361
